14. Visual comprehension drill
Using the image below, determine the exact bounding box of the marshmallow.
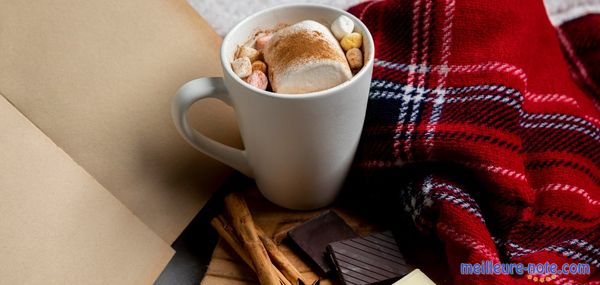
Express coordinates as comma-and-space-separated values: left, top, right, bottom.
255, 34, 272, 51
340, 32, 362, 51
330, 15, 354, 40
245, 70, 268, 90
346, 48, 363, 70
236, 46, 260, 62
231, 57, 252, 78
251, 60, 267, 74
263, 20, 352, 94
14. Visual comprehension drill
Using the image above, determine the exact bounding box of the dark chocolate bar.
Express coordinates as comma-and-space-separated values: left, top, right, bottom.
327, 231, 412, 285
288, 210, 358, 274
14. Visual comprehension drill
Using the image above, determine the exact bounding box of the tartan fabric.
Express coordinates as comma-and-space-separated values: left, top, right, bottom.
558, 14, 600, 108
347, 0, 600, 284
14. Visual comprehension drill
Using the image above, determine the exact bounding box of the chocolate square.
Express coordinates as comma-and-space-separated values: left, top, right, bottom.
287, 210, 358, 274
327, 231, 412, 285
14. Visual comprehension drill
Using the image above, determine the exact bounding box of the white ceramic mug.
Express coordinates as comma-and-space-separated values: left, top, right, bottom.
172, 4, 374, 210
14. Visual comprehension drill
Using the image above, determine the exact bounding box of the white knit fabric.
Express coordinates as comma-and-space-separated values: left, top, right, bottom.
543, 0, 600, 26
187, 0, 364, 36
189, 0, 600, 35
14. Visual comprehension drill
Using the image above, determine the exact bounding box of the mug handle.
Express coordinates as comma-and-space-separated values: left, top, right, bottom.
172, 77, 253, 177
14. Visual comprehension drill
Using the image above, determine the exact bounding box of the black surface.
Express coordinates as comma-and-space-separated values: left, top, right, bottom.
154, 220, 217, 285
327, 231, 412, 285
154, 173, 252, 285
287, 210, 358, 275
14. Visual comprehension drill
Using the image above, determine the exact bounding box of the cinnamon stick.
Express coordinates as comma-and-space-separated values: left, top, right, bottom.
211, 216, 253, 267
257, 227, 307, 285
224, 193, 279, 285
211, 215, 292, 285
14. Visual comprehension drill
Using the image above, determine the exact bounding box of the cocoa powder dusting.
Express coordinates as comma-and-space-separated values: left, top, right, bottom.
265, 30, 346, 78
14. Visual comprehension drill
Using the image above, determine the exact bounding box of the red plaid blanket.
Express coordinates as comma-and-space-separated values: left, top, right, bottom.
348, 0, 600, 284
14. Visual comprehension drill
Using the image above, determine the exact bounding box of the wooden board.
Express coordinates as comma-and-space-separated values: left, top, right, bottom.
201, 188, 382, 285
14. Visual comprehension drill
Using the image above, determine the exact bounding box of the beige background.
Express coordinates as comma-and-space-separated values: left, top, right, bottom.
0, 96, 174, 284
0, 0, 241, 244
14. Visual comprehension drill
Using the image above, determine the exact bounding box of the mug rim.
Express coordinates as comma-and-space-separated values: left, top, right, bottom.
221, 3, 375, 99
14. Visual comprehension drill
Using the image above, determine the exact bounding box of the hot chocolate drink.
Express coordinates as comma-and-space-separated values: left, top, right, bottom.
230, 15, 365, 94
